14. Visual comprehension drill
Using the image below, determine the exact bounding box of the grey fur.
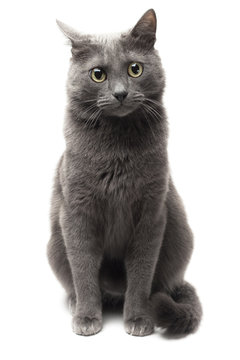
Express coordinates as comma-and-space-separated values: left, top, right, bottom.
47, 9, 202, 337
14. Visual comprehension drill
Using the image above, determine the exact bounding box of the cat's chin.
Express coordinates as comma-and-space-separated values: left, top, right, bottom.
103, 105, 138, 118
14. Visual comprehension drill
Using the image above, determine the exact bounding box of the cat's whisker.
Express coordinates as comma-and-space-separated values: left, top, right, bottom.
98, 97, 111, 103
85, 110, 97, 126
142, 99, 163, 121
132, 92, 144, 101
92, 109, 102, 127
144, 97, 161, 106
81, 99, 96, 103
142, 103, 158, 119
141, 103, 163, 140
81, 102, 97, 110
133, 96, 144, 101
85, 107, 102, 128
145, 105, 160, 120
144, 98, 164, 117
97, 102, 111, 108
142, 104, 157, 122
145, 106, 161, 124
81, 103, 98, 118
132, 98, 143, 104
141, 107, 158, 140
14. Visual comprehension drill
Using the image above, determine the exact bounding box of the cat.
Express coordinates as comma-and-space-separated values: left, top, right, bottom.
47, 9, 202, 337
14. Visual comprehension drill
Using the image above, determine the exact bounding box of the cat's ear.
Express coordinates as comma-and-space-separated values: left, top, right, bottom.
56, 20, 81, 42
128, 9, 157, 51
56, 20, 82, 42
56, 20, 93, 60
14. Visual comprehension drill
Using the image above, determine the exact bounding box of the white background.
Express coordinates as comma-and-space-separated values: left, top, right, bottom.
0, 0, 240, 359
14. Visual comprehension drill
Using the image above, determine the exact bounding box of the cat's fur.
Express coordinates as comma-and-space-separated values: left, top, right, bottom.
47, 9, 202, 337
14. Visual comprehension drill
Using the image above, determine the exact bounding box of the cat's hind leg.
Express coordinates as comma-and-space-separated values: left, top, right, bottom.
47, 156, 75, 308
47, 222, 75, 302
151, 179, 202, 336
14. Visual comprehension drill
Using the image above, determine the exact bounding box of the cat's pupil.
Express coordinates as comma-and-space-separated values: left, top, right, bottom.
94, 69, 103, 79
131, 63, 140, 74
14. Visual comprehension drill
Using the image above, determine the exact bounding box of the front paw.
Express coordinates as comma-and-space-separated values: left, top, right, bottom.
72, 315, 102, 336
124, 317, 154, 336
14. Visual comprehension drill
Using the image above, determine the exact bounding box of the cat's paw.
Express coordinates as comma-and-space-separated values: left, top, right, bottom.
72, 315, 102, 336
124, 317, 154, 336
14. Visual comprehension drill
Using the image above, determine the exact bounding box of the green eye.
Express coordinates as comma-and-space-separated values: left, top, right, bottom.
90, 68, 107, 83
128, 62, 143, 78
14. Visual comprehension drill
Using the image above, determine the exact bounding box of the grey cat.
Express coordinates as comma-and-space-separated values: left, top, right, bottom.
47, 9, 202, 337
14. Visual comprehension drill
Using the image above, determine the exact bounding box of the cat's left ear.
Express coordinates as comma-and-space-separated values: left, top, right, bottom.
127, 9, 157, 51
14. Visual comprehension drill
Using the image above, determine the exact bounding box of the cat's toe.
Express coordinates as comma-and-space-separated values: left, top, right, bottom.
72, 316, 102, 336
125, 317, 154, 336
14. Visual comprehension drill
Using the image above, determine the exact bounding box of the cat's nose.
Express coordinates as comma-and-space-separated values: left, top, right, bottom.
113, 91, 128, 103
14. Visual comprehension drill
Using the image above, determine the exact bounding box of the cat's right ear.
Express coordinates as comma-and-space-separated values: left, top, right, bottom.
56, 20, 91, 59
56, 20, 82, 42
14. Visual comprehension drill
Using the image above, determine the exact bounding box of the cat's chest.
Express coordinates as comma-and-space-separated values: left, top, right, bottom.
96, 155, 141, 200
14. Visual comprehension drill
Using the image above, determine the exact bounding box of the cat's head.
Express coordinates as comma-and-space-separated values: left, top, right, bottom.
58, 9, 165, 123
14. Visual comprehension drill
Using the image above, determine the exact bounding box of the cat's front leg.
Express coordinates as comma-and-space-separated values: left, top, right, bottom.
124, 204, 167, 336
61, 205, 103, 336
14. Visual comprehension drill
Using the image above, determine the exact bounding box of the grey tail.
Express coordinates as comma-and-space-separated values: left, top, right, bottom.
151, 281, 202, 336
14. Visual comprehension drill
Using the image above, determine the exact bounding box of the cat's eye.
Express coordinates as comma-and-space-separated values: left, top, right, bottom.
90, 68, 107, 83
128, 62, 143, 78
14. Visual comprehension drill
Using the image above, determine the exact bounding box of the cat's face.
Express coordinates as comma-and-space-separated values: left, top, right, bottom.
58, 9, 165, 122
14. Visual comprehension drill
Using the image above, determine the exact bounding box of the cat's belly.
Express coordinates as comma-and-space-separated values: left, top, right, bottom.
103, 203, 133, 259
99, 195, 136, 297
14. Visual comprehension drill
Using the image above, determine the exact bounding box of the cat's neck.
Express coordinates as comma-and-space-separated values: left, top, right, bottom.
64, 105, 168, 156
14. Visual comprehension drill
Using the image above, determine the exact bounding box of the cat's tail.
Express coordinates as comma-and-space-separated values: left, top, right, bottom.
151, 281, 202, 336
